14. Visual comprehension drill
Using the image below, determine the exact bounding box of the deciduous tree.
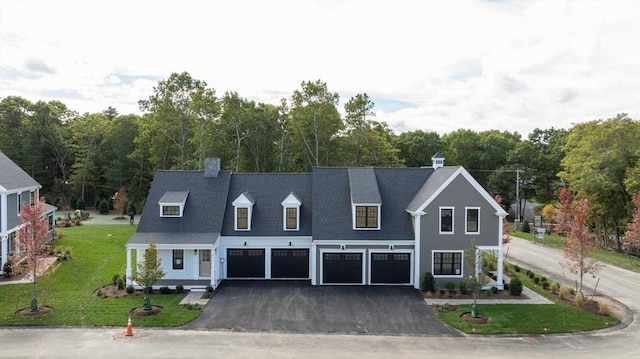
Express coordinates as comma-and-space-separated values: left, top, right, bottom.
623, 192, 640, 255
16, 197, 51, 312
554, 188, 603, 293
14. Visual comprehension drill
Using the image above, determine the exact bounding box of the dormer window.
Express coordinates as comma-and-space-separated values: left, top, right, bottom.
233, 192, 255, 231
281, 192, 302, 231
159, 191, 189, 218
354, 205, 380, 229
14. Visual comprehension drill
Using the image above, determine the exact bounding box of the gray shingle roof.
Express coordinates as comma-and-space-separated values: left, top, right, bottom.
127, 232, 217, 246
159, 191, 189, 203
348, 168, 382, 204
221, 173, 313, 236
312, 167, 433, 241
406, 166, 459, 213
0, 151, 41, 192
128, 170, 231, 245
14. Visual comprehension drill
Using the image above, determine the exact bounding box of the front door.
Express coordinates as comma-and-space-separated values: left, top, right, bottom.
199, 250, 211, 277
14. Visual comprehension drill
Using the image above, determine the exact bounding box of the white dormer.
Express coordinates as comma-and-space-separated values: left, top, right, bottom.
431, 152, 445, 169
281, 192, 302, 231
159, 191, 189, 217
232, 192, 255, 231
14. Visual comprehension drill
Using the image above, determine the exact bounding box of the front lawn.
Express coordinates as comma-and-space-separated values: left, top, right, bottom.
434, 263, 620, 334
0, 225, 202, 327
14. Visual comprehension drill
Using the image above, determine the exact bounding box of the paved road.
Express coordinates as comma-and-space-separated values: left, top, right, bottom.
1, 237, 638, 358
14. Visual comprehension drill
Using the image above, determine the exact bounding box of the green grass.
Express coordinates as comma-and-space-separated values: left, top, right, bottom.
435, 262, 620, 334
510, 231, 640, 273
0, 225, 202, 327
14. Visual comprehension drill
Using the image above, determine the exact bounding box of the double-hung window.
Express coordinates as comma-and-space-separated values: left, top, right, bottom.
440, 207, 454, 234
355, 205, 379, 229
173, 250, 184, 270
465, 207, 480, 234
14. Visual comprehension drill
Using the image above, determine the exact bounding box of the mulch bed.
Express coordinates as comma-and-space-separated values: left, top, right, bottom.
130, 306, 163, 316
16, 306, 54, 316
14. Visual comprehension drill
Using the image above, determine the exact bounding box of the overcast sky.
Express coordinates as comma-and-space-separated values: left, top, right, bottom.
1, 0, 638, 137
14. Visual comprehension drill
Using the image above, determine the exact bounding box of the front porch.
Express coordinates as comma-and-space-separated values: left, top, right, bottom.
152, 279, 211, 290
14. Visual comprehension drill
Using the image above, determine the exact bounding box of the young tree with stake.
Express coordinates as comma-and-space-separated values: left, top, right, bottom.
16, 197, 51, 312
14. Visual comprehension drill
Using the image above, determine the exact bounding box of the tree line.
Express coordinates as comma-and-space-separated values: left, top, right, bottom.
1, 72, 638, 248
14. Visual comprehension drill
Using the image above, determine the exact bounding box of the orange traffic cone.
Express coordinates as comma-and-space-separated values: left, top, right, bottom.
125, 316, 133, 337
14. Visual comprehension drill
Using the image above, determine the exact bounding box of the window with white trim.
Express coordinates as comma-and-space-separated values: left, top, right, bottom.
281, 193, 301, 231
354, 205, 380, 229
172, 249, 184, 270
465, 207, 480, 234
433, 251, 462, 276
158, 191, 189, 218
439, 207, 454, 234
17, 193, 22, 214
233, 192, 254, 231
8, 232, 17, 253
236, 207, 249, 230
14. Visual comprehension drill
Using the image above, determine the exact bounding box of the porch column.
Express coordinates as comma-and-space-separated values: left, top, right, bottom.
412, 211, 425, 289
125, 247, 132, 286
496, 213, 506, 290
0, 234, 7, 275
310, 242, 317, 285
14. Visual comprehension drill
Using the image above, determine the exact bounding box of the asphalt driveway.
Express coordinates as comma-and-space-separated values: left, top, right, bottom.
184, 280, 460, 336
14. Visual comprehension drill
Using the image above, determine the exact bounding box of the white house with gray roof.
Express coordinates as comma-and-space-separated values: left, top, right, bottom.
0, 151, 57, 274
126, 155, 507, 290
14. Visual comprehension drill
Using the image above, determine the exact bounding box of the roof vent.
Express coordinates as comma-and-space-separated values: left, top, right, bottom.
204, 158, 220, 177
431, 152, 445, 170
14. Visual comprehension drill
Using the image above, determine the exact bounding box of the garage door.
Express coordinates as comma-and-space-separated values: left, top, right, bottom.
371, 253, 411, 284
322, 252, 363, 284
227, 249, 265, 278
271, 249, 309, 279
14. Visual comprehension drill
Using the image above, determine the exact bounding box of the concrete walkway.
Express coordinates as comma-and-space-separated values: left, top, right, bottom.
178, 290, 210, 306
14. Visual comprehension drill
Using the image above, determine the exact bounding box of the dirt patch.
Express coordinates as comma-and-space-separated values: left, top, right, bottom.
16, 306, 54, 316
130, 306, 163, 316
93, 284, 129, 298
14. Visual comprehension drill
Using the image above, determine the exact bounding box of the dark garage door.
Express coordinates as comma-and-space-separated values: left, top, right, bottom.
227, 249, 265, 278
322, 252, 363, 284
271, 249, 309, 279
371, 253, 411, 284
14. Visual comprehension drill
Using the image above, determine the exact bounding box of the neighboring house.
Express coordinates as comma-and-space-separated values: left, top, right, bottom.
0, 151, 57, 274
126, 154, 507, 290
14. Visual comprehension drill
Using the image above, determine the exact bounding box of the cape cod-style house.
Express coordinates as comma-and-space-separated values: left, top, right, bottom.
126, 154, 507, 290
0, 151, 57, 275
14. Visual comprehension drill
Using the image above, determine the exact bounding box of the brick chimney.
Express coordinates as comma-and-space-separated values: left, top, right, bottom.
204, 158, 220, 177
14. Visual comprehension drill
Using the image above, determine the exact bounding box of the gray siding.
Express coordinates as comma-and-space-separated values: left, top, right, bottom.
418, 175, 500, 281
6, 193, 19, 230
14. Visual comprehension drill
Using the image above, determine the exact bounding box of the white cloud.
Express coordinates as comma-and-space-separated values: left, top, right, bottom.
1, 0, 638, 136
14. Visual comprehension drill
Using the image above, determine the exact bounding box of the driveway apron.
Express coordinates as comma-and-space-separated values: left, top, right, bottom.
184, 280, 460, 336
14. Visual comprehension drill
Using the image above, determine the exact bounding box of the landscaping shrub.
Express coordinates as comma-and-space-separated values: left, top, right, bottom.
521, 219, 530, 233
574, 292, 584, 307
126, 285, 135, 294
559, 285, 568, 299
542, 280, 550, 289
458, 281, 467, 294
117, 278, 125, 290
599, 302, 609, 315
491, 286, 498, 294
175, 284, 184, 294
205, 285, 214, 293
98, 199, 110, 214
514, 265, 521, 272
550, 282, 560, 294
76, 199, 85, 210
421, 272, 435, 292
445, 281, 455, 292
528, 271, 535, 279
2, 260, 13, 277
509, 276, 523, 296
112, 274, 120, 286
159, 286, 171, 294
533, 276, 541, 284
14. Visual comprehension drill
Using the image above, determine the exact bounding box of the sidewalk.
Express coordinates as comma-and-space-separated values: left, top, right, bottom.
179, 290, 210, 306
